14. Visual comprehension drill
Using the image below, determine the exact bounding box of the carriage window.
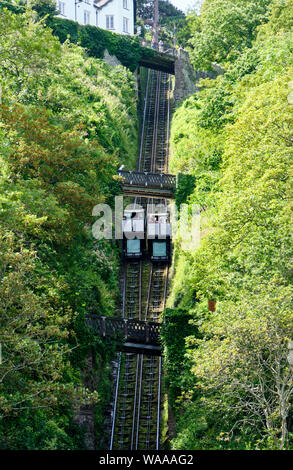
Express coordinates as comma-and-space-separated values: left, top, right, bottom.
58, 1, 65, 14
153, 241, 167, 257
127, 239, 140, 254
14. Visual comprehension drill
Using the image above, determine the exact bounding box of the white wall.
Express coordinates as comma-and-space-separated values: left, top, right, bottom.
56, 0, 134, 35
97, 0, 134, 35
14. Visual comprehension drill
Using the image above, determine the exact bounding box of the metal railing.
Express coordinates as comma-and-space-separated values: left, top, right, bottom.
139, 39, 177, 56
118, 170, 176, 190
86, 315, 161, 345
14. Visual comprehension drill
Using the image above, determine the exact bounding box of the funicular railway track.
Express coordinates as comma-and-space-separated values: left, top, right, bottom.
111, 261, 166, 450
109, 64, 172, 451
139, 69, 171, 174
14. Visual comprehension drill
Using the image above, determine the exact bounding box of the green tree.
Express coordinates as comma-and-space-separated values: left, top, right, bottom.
0, 231, 98, 442
29, 0, 58, 24
168, 0, 293, 450
0, 8, 137, 448
191, 285, 293, 449
188, 0, 273, 69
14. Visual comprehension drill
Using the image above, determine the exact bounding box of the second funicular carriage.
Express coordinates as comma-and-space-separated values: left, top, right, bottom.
147, 207, 172, 263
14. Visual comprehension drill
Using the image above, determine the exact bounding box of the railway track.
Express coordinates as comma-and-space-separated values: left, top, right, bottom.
109, 65, 172, 451
123, 262, 142, 320
145, 263, 168, 322
139, 69, 171, 174
110, 261, 166, 450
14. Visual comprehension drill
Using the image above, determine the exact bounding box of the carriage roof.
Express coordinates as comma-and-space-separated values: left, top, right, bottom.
148, 212, 169, 217
124, 208, 144, 214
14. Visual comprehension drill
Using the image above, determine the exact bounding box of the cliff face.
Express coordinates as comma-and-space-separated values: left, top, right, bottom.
174, 49, 225, 106
174, 49, 197, 106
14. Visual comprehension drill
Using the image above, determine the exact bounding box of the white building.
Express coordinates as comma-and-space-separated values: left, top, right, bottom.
57, 0, 135, 35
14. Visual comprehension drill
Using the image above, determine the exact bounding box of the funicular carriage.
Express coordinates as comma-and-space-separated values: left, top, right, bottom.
117, 169, 176, 199
121, 207, 145, 260
121, 204, 172, 263
147, 205, 172, 263
118, 167, 175, 263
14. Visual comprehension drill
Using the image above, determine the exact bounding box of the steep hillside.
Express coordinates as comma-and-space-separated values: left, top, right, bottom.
0, 8, 138, 449
166, 0, 293, 450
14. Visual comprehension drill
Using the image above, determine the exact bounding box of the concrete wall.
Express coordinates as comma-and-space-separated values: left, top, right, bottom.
174, 49, 225, 106
173, 48, 197, 106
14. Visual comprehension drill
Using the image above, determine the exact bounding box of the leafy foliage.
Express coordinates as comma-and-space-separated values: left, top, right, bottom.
0, 8, 138, 448
161, 308, 199, 407
168, 0, 293, 450
188, 0, 273, 69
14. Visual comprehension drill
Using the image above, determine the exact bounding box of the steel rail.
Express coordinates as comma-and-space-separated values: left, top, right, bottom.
109, 351, 121, 450
165, 73, 171, 174
113, 69, 157, 450
145, 264, 153, 321
163, 266, 169, 311
142, 70, 157, 173
146, 72, 170, 211
109, 261, 128, 449
150, 71, 161, 172
135, 354, 144, 450
134, 263, 168, 449
130, 354, 140, 450
109, 67, 171, 450
136, 71, 170, 448
138, 69, 151, 173
156, 356, 162, 450
154, 73, 167, 174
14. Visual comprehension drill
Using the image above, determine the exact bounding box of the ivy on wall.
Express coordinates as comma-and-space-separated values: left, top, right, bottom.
52, 18, 147, 71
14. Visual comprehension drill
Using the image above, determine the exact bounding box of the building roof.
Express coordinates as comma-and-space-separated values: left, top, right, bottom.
94, 0, 113, 8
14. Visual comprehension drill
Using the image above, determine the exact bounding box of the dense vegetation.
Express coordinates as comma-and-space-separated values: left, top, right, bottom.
167, 0, 293, 450
0, 8, 138, 449
1, 0, 292, 453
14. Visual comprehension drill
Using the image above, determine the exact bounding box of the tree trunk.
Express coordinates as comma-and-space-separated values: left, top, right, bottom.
153, 0, 159, 46
280, 404, 288, 449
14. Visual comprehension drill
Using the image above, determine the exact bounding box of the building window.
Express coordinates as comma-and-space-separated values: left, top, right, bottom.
106, 15, 114, 30
84, 10, 90, 24
123, 0, 128, 9
58, 1, 65, 15
123, 17, 129, 33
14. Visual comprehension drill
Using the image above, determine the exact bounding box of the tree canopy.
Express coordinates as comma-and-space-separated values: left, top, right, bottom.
0, 8, 138, 449
168, 0, 293, 450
